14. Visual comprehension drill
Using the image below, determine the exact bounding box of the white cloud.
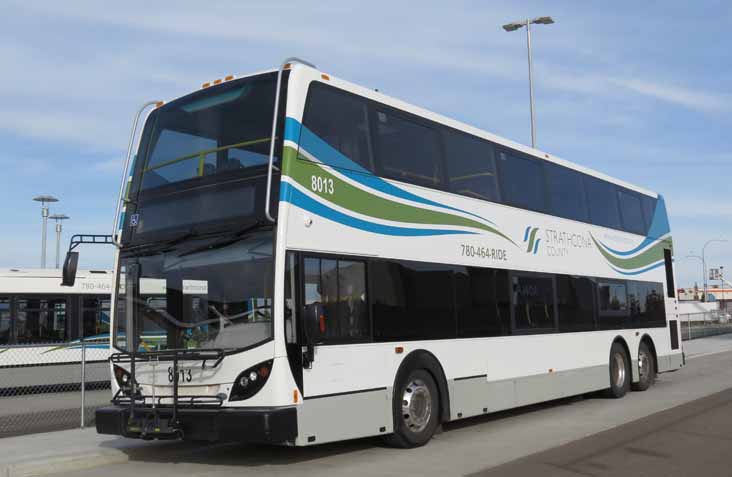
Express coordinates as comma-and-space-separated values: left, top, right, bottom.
610, 78, 730, 113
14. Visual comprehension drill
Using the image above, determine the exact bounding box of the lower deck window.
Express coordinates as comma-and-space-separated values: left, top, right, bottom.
512, 274, 555, 331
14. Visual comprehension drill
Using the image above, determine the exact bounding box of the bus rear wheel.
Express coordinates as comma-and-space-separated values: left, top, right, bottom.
385, 369, 440, 448
605, 342, 631, 399
631, 341, 656, 392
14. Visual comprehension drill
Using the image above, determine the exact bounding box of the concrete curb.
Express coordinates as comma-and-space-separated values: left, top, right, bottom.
1, 449, 129, 477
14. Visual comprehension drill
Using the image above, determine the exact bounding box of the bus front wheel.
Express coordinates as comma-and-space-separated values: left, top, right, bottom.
385, 369, 440, 448
605, 342, 631, 399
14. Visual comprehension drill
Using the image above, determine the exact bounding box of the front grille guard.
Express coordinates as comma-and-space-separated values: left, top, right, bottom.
111, 348, 225, 438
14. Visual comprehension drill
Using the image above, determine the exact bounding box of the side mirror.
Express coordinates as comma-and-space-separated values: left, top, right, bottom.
61, 252, 79, 287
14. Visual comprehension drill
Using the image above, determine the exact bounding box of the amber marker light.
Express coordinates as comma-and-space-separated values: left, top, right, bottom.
202, 82, 211, 89
293, 389, 299, 403
154, 101, 165, 109
213, 78, 222, 85
225, 75, 234, 81
395, 346, 404, 354
321, 73, 330, 81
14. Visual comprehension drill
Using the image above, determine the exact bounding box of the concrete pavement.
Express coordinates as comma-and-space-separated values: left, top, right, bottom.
1, 336, 731, 477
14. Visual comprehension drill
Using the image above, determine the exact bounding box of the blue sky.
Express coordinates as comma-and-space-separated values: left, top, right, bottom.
1, 1, 730, 287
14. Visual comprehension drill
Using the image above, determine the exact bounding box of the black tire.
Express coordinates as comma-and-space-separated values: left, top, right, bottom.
384, 369, 440, 448
604, 342, 631, 399
631, 341, 656, 392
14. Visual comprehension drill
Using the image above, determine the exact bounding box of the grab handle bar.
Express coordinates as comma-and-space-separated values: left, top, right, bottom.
112, 100, 162, 247
264, 57, 317, 223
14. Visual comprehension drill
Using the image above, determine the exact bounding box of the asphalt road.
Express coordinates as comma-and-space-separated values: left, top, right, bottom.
474, 387, 732, 476
41, 336, 732, 477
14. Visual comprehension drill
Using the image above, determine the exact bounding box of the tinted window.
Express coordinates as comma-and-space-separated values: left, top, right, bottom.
15, 298, 68, 344
82, 296, 110, 338
375, 111, 444, 188
556, 276, 596, 332
303, 84, 374, 172
597, 282, 628, 329
444, 130, 500, 202
498, 150, 546, 212
585, 177, 622, 229
140, 73, 282, 190
303, 257, 369, 343
641, 196, 657, 232
512, 274, 555, 331
546, 164, 588, 222
628, 281, 665, 327
0, 298, 10, 344
455, 267, 510, 337
372, 260, 455, 341
618, 189, 646, 235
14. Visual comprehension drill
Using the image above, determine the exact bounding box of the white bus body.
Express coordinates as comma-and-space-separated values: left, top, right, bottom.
96, 61, 683, 447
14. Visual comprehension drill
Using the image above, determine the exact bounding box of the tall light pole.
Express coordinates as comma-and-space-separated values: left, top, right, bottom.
702, 239, 728, 302
502, 16, 555, 149
49, 214, 70, 269
33, 195, 59, 268
685, 253, 704, 300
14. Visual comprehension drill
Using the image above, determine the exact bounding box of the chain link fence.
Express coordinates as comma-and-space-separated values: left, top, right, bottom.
680, 311, 732, 341
0, 341, 111, 438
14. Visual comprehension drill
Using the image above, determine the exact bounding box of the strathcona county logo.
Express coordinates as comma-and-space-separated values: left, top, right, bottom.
523, 226, 541, 255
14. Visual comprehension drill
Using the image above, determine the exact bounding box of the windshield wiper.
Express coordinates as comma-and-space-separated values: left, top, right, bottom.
177, 221, 271, 258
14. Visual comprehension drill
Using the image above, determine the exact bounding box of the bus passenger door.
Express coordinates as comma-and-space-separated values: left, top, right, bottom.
295, 255, 392, 443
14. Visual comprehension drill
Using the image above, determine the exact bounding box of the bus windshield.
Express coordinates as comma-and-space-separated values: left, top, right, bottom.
113, 229, 273, 352
124, 71, 286, 242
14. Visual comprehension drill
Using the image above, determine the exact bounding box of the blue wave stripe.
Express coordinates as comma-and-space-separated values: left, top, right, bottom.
608, 260, 665, 276
281, 182, 476, 237
533, 239, 541, 255
523, 225, 531, 242
597, 196, 671, 257
285, 117, 496, 226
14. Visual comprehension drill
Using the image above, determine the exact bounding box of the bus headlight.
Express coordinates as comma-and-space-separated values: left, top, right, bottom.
113, 365, 136, 392
230, 360, 273, 401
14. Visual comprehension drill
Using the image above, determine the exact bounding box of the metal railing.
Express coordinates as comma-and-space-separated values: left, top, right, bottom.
0, 340, 111, 438
680, 311, 732, 341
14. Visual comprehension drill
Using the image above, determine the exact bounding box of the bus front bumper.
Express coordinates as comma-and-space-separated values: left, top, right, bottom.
96, 405, 297, 443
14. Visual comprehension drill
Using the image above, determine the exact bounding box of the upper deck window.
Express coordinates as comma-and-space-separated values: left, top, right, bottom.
618, 189, 646, 235
497, 150, 547, 212
546, 164, 589, 222
374, 111, 444, 189
444, 129, 500, 202
140, 74, 281, 190
585, 176, 622, 230
302, 83, 374, 172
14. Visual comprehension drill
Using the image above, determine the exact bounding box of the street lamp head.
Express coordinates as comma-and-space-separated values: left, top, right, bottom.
49, 214, 70, 221
33, 195, 59, 204
502, 22, 525, 32
531, 16, 555, 25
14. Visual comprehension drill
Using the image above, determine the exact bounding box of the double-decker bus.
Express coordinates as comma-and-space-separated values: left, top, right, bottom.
0, 268, 112, 391
92, 59, 683, 447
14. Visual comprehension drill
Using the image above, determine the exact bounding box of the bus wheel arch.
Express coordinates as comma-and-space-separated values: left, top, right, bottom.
384, 349, 450, 447
392, 350, 450, 423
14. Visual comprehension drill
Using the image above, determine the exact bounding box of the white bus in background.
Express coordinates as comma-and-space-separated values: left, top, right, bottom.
0, 268, 112, 391
91, 59, 683, 448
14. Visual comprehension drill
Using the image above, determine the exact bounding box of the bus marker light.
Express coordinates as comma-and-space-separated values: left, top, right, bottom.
321, 74, 330, 81
202, 82, 211, 89
213, 79, 223, 85
284, 63, 292, 69
225, 75, 234, 81
395, 346, 404, 354
548, 368, 554, 373
155, 101, 165, 109
260, 366, 270, 377
293, 389, 299, 403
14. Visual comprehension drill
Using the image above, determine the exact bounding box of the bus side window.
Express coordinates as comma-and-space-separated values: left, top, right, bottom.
302, 256, 369, 343
0, 297, 10, 344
